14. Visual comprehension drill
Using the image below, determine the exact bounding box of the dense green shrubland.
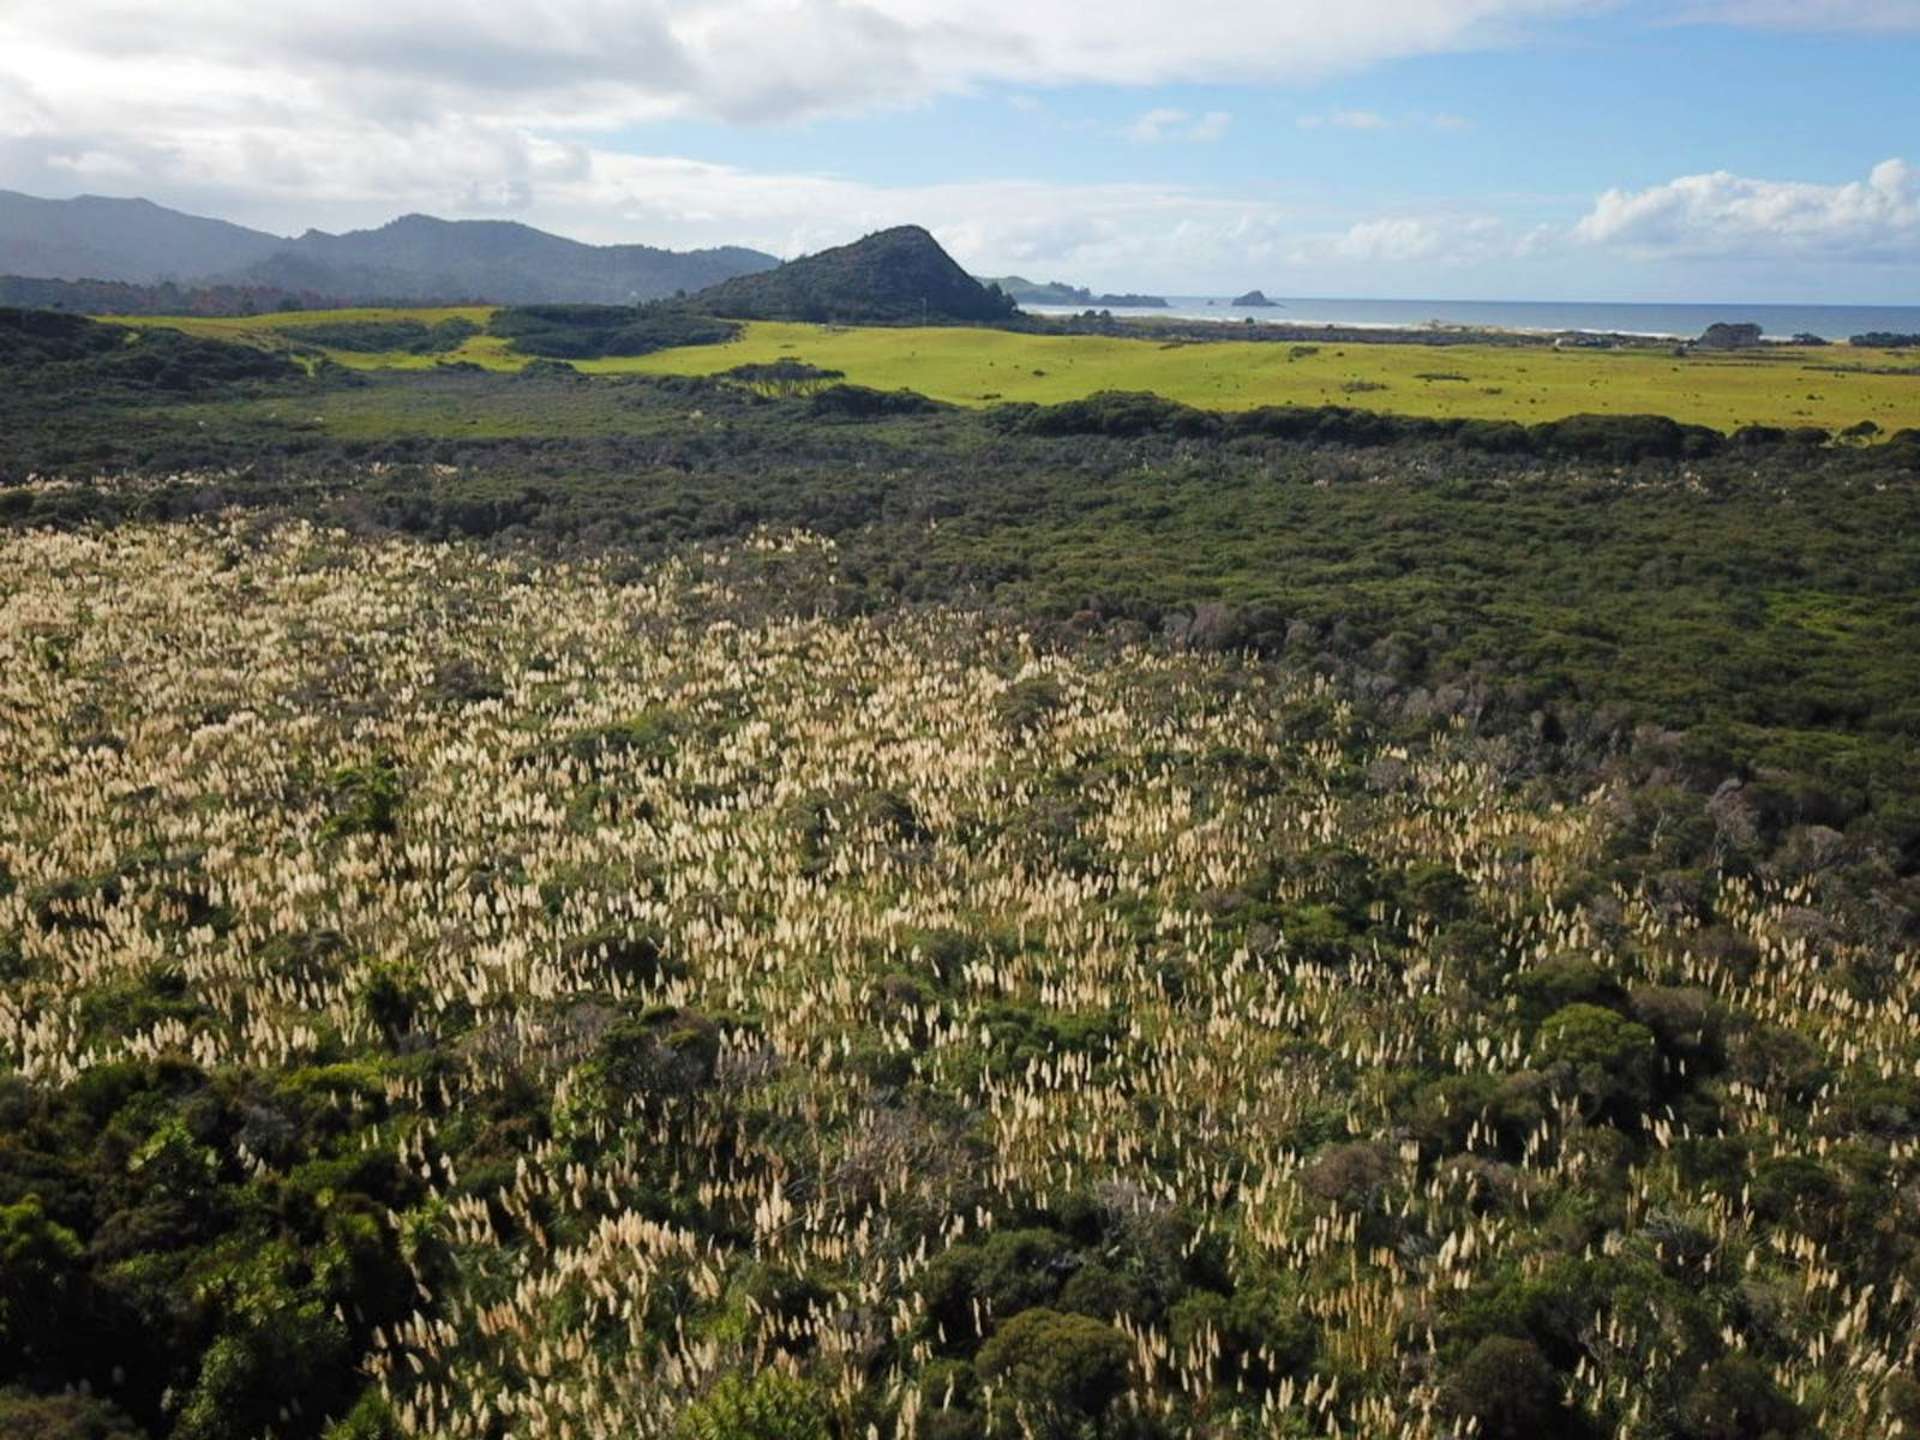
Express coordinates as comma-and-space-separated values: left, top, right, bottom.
4, 308, 1920, 1437
1000, 386, 1918, 463
0, 524, 1917, 1438
4, 339, 1917, 824
488, 303, 739, 359
287, 318, 480, 354
3, 320, 1920, 1436
0, 307, 301, 393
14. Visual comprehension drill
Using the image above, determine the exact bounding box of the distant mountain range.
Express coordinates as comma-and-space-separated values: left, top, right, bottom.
0, 191, 779, 305
0, 196, 1024, 330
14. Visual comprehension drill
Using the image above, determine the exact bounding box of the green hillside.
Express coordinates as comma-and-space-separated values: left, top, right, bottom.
692, 225, 1019, 324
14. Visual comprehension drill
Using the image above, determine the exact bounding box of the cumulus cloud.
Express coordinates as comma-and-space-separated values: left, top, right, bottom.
6, 0, 1898, 146
1125, 108, 1232, 142
0, 0, 1603, 139
1188, 111, 1234, 142
1298, 110, 1475, 133
1574, 158, 1920, 260
1125, 108, 1188, 142
1305, 111, 1482, 134
1298, 110, 1393, 130
482, 155, 1316, 280
1328, 214, 1507, 263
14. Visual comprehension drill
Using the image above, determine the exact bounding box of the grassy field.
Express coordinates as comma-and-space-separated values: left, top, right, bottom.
619, 321, 1919, 432
106, 307, 1920, 432
111, 306, 521, 370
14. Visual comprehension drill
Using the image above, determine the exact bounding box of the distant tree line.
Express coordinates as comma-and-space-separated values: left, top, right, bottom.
0, 274, 345, 317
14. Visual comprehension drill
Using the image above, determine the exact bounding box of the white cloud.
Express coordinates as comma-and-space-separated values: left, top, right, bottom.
1125, 108, 1191, 142
1297, 110, 1473, 133
43, 149, 141, 179
0, 0, 1604, 139
1188, 111, 1234, 142
1327, 214, 1507, 263
1574, 158, 1920, 260
1298, 110, 1393, 130
1515, 222, 1560, 258
1125, 108, 1233, 142
7, 0, 1897, 150
492, 154, 1316, 281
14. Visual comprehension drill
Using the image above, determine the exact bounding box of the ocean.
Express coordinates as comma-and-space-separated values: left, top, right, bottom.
1022, 296, 1920, 343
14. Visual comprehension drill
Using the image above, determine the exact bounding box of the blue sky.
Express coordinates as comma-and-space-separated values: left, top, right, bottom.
624, 21, 1902, 201
1, 0, 1916, 299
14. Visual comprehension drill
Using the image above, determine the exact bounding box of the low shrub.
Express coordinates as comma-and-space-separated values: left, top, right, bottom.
974, 1308, 1131, 1435
1535, 1004, 1658, 1124
1677, 1356, 1808, 1440
1441, 1337, 1580, 1440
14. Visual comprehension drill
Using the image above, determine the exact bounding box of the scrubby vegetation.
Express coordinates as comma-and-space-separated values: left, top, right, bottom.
722, 359, 846, 396
4, 302, 1920, 1438
995, 387, 1888, 463
0, 523, 1916, 1438
288, 317, 481, 355
0, 307, 301, 391
487, 304, 740, 360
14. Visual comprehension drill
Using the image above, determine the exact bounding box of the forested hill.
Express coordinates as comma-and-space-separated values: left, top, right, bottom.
242, 215, 777, 305
693, 225, 1019, 324
0, 190, 283, 286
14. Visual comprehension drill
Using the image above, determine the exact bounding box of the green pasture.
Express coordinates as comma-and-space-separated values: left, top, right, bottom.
106, 308, 1918, 432
616, 322, 1916, 433
110, 307, 518, 370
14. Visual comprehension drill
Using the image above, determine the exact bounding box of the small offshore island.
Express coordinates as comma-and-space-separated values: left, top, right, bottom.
981, 274, 1170, 308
